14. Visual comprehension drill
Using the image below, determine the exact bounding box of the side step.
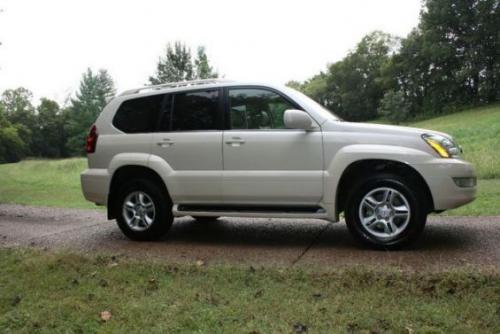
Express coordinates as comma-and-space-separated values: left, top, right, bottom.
173, 204, 328, 219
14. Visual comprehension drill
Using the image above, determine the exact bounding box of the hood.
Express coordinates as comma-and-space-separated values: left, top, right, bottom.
321, 120, 450, 139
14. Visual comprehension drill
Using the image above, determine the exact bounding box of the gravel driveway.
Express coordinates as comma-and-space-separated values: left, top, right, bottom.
1, 204, 499, 270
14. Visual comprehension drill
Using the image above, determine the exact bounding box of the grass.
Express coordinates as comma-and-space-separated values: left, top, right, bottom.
409, 104, 500, 180
0, 249, 499, 333
0, 158, 95, 209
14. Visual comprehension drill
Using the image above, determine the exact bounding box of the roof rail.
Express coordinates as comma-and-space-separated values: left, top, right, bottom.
119, 79, 233, 96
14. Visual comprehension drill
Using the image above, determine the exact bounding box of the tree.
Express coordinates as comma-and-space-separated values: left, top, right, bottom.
0, 87, 35, 153
149, 42, 218, 84
0, 105, 27, 163
31, 98, 67, 158
149, 42, 194, 84
325, 31, 398, 121
392, 0, 500, 115
194, 46, 218, 79
285, 80, 303, 91
378, 90, 411, 124
65, 68, 115, 155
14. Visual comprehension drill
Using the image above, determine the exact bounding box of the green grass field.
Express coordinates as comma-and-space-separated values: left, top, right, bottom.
1, 249, 499, 333
409, 104, 500, 179
0, 104, 498, 214
0, 158, 96, 209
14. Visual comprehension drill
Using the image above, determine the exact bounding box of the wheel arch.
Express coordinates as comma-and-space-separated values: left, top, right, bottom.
107, 165, 170, 219
335, 159, 434, 217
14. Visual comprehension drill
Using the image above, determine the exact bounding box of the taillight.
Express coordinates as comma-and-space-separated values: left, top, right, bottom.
86, 124, 98, 154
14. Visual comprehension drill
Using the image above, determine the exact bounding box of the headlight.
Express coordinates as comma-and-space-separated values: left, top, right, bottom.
422, 133, 461, 158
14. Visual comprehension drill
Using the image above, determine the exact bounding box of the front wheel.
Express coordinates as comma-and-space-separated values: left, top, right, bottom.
115, 179, 173, 241
345, 174, 427, 249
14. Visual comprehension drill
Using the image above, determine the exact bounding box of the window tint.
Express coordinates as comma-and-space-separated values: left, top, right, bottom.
168, 90, 219, 131
113, 94, 164, 133
228, 89, 296, 129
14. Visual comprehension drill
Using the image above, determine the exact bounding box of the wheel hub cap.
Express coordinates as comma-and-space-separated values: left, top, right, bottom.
358, 187, 411, 240
122, 191, 156, 232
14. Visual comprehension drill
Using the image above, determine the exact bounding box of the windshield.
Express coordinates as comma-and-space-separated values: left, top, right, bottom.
284, 87, 341, 121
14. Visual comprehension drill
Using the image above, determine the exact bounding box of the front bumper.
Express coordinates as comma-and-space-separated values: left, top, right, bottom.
413, 158, 476, 211
80, 169, 111, 205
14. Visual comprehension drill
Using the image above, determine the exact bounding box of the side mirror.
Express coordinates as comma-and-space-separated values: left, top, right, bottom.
284, 109, 314, 130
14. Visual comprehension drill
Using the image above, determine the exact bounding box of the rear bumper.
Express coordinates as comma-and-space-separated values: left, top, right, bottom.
413, 159, 476, 210
80, 169, 110, 205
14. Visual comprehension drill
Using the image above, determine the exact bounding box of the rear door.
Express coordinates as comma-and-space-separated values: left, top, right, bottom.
151, 88, 224, 204
222, 87, 323, 205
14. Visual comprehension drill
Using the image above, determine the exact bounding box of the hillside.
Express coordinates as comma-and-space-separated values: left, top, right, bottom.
409, 104, 500, 179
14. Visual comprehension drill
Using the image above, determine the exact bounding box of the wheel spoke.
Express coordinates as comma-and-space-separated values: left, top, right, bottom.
387, 220, 398, 234
364, 196, 379, 209
382, 189, 392, 203
138, 193, 146, 206
362, 215, 377, 226
393, 205, 409, 218
383, 221, 393, 234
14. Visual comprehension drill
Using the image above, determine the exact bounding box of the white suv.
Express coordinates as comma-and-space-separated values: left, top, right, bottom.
81, 79, 476, 249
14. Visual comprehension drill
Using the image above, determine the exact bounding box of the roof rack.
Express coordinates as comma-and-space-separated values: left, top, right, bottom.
119, 79, 233, 96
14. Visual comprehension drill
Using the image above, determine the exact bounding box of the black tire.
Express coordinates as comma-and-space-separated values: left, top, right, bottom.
344, 173, 427, 250
191, 216, 220, 222
114, 178, 173, 241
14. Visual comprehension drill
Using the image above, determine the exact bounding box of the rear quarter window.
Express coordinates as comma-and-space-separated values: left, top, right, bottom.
113, 94, 165, 133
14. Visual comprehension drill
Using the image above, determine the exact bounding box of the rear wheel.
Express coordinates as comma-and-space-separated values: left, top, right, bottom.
115, 179, 173, 241
345, 174, 427, 249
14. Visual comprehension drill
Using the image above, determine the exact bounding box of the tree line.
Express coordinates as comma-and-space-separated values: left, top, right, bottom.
287, 0, 499, 123
0, 43, 217, 163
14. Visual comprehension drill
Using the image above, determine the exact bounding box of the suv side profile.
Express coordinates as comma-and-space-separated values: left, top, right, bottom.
81, 79, 476, 249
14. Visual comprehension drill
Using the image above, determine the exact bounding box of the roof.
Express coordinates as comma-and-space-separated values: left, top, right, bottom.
118, 79, 237, 97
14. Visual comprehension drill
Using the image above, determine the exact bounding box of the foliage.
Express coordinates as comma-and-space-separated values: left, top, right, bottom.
377, 90, 411, 124
0, 106, 27, 163
194, 46, 218, 79
392, 0, 500, 115
32, 98, 67, 158
0, 88, 35, 153
326, 31, 398, 121
65, 68, 116, 156
149, 41, 218, 84
292, 0, 499, 121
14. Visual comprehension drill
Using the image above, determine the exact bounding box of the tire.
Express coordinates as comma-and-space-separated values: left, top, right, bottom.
192, 216, 220, 222
344, 173, 427, 250
114, 178, 173, 241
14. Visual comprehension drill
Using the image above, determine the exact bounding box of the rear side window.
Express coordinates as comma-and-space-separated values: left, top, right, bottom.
113, 94, 165, 133
160, 90, 219, 131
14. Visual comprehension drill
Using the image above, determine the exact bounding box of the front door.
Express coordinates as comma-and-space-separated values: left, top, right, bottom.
222, 87, 323, 205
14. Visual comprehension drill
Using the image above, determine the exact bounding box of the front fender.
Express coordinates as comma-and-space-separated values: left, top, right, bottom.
323, 144, 434, 214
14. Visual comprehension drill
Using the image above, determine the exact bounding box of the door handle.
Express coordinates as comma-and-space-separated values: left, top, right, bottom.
225, 137, 245, 146
156, 138, 174, 147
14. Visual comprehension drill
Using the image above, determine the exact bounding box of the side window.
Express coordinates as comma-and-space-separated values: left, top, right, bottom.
113, 94, 164, 133
228, 88, 296, 130
168, 90, 219, 131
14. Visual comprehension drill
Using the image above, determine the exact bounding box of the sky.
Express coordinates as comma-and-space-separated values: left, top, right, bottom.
0, 0, 422, 105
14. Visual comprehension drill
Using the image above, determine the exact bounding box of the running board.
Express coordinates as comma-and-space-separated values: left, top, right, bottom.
173, 204, 329, 219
